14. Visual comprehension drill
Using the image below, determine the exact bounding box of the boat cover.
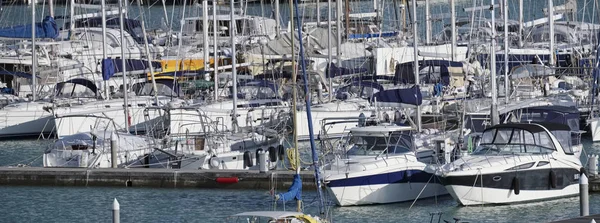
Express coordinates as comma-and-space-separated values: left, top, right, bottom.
0, 16, 58, 39
276, 174, 302, 202
372, 85, 423, 106
102, 58, 162, 80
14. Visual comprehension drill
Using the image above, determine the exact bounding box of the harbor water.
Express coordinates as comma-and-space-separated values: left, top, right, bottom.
0, 139, 599, 222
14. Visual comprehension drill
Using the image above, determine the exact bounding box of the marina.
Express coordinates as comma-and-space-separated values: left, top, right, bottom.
0, 0, 599, 222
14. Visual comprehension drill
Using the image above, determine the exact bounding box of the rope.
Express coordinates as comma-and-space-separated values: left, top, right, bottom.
286, 148, 312, 171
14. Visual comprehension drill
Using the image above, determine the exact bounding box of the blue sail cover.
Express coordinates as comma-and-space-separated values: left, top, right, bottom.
372, 85, 423, 106
276, 174, 302, 202
0, 16, 58, 39
102, 58, 162, 80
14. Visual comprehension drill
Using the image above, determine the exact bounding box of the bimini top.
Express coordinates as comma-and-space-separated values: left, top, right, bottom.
484, 122, 570, 133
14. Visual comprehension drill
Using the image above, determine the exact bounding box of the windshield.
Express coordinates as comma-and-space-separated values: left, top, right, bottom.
346, 132, 413, 156
238, 86, 277, 100
135, 83, 178, 97
55, 83, 96, 98
473, 127, 556, 155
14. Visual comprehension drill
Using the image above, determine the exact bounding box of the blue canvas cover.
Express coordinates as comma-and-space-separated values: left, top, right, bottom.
372, 85, 423, 106
276, 174, 302, 202
0, 16, 58, 39
102, 58, 162, 80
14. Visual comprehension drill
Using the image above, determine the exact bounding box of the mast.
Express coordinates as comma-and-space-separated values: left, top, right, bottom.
327, 0, 332, 101
336, 0, 342, 68
518, 0, 523, 47
425, 0, 431, 44
213, 0, 219, 100
203, 0, 210, 83
135, 0, 159, 105
450, 0, 456, 60
490, 0, 499, 125
69, 0, 74, 39
230, 0, 238, 133
316, 0, 320, 25
49, 0, 54, 18
31, 0, 36, 101
119, 0, 130, 130
548, 0, 555, 66
411, 0, 420, 132
344, 0, 349, 38
503, 0, 509, 103
101, 0, 108, 99
274, 0, 280, 38
293, 0, 325, 215
287, 0, 301, 212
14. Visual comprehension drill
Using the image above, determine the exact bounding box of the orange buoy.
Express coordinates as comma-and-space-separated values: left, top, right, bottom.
216, 177, 239, 184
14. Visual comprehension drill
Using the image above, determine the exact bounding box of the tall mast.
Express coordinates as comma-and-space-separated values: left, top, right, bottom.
490, 0, 499, 125
450, 0, 456, 60
336, 0, 342, 68
518, 0, 523, 47
136, 0, 159, 105
213, 0, 219, 100
101, 0, 108, 99
411, 0, 420, 132
327, 0, 332, 101
230, 0, 238, 133
49, 0, 54, 18
344, 0, 349, 38
69, 0, 74, 39
548, 0, 555, 66
203, 0, 210, 84
287, 0, 301, 211
274, 0, 280, 38
503, 0, 509, 103
425, 0, 431, 44
119, 0, 130, 130
293, 0, 325, 215
31, 0, 36, 101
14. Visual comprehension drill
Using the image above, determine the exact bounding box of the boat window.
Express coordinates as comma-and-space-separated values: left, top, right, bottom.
551, 130, 574, 154
537, 161, 550, 167
56, 83, 96, 98
239, 86, 277, 100
480, 129, 496, 144
474, 127, 556, 155
493, 129, 512, 144
346, 132, 413, 156
505, 162, 535, 171
136, 83, 178, 97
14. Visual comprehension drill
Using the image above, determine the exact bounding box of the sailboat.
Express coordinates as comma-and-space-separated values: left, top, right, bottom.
227, 0, 328, 221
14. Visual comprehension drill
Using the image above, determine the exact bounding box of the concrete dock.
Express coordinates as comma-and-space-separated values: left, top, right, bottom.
0, 167, 316, 190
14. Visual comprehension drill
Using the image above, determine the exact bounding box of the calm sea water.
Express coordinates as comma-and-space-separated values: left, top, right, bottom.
0, 138, 599, 222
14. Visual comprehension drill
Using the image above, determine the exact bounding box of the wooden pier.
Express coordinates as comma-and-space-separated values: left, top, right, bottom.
0, 167, 316, 190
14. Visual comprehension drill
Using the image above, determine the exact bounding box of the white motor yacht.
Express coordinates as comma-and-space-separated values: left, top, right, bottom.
439, 122, 582, 206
